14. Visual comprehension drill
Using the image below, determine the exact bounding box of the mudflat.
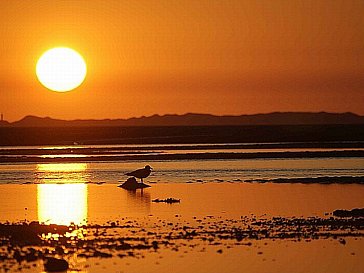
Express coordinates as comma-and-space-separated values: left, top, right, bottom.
0, 183, 363, 273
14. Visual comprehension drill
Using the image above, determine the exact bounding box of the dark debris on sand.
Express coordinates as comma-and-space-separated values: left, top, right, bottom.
333, 208, 364, 218
118, 177, 151, 190
245, 176, 364, 184
0, 213, 363, 272
44, 257, 69, 272
152, 198, 181, 204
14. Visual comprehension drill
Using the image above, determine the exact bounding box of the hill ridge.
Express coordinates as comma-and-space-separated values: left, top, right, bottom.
1, 112, 363, 127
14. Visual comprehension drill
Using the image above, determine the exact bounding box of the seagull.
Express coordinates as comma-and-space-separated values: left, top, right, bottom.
126, 165, 153, 183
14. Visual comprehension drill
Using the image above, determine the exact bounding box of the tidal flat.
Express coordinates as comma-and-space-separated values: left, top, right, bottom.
0, 183, 363, 273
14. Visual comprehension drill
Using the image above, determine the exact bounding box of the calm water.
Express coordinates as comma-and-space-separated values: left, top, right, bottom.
0, 143, 364, 184
1, 144, 363, 273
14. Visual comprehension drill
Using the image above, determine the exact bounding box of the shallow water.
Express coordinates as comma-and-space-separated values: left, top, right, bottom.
0, 143, 363, 184
0, 183, 363, 273
0, 157, 364, 185
1, 183, 364, 224
0, 143, 363, 273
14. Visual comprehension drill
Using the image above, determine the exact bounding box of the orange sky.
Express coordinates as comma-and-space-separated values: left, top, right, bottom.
1, 0, 363, 121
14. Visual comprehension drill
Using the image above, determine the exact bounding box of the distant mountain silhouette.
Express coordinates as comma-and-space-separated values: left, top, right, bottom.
0, 120, 10, 127
2, 112, 364, 127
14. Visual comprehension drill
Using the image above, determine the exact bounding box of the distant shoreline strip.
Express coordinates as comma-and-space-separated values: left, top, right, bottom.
1, 150, 364, 163
2, 176, 364, 185
245, 176, 364, 184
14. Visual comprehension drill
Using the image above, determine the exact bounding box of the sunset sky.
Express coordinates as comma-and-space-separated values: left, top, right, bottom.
1, 0, 363, 121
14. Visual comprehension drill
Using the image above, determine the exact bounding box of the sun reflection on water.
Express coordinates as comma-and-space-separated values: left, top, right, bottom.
36, 163, 88, 225
37, 163, 88, 173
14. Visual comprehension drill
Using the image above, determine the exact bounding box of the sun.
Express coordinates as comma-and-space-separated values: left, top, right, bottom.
36, 47, 87, 92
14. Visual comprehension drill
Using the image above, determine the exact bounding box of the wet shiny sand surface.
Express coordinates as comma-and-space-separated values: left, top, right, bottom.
0, 183, 363, 272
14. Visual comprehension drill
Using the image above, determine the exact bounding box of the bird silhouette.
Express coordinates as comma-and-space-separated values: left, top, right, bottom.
126, 165, 153, 183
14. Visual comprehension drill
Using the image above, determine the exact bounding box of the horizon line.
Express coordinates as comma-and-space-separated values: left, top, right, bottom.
0, 111, 362, 124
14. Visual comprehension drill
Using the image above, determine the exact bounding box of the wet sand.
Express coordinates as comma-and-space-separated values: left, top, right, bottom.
0, 183, 363, 272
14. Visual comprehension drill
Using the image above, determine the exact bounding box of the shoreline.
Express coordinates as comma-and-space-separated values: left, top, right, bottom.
1, 124, 364, 146
1, 175, 364, 185
1, 149, 364, 163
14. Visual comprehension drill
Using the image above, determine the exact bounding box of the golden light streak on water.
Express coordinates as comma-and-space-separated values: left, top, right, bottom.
36, 163, 88, 225
37, 183, 88, 225
36, 163, 88, 172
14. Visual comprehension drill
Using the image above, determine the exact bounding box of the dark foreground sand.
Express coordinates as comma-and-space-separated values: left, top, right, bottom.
0, 183, 363, 273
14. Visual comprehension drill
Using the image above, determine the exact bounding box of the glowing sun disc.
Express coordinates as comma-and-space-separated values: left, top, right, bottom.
36, 47, 87, 92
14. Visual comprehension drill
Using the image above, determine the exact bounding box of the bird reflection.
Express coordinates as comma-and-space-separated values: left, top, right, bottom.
125, 189, 151, 214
